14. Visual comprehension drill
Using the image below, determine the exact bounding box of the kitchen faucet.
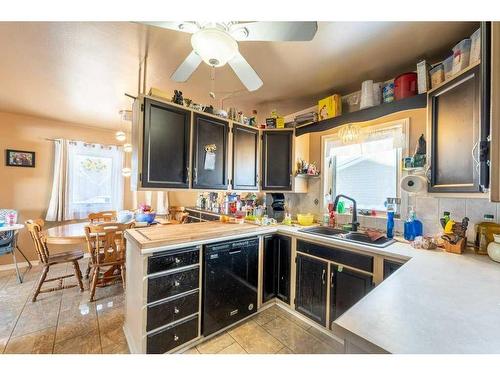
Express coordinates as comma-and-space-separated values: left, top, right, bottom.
333, 194, 359, 232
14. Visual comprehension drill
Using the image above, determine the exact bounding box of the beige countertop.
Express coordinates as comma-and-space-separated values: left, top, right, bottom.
125, 222, 500, 353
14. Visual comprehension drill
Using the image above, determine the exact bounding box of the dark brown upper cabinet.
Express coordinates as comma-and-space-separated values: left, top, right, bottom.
429, 23, 491, 193
428, 65, 482, 193
192, 113, 229, 190
261, 130, 293, 191
232, 124, 259, 191
141, 98, 191, 189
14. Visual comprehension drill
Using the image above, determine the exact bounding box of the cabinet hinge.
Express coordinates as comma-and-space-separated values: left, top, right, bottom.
139, 172, 142, 182
479, 140, 490, 162
141, 103, 144, 112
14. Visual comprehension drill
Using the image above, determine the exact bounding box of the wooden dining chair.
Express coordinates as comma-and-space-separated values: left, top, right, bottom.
84, 222, 133, 302
88, 211, 117, 223
25, 219, 84, 302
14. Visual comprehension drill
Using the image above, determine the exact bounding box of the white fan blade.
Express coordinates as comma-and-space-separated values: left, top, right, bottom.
230, 21, 317, 41
228, 52, 263, 92
171, 50, 202, 82
140, 21, 199, 33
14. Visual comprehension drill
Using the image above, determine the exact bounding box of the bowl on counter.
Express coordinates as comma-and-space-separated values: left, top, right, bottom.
297, 213, 315, 226
117, 210, 134, 223
135, 212, 156, 224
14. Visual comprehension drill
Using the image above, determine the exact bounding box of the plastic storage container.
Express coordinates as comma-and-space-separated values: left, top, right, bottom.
452, 38, 471, 74
470, 28, 481, 64
429, 64, 444, 88
443, 55, 454, 79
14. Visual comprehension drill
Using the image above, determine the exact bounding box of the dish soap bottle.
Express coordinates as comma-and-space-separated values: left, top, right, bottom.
386, 201, 395, 239
411, 209, 423, 237
404, 207, 415, 241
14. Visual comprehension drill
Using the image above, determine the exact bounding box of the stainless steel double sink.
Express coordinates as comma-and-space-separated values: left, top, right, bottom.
298, 226, 396, 248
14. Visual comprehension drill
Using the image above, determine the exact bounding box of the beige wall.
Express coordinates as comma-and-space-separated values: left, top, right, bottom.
0, 112, 129, 265
0, 111, 198, 266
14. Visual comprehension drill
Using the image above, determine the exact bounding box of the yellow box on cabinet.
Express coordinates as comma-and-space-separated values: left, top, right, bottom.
318, 94, 342, 121
148, 87, 170, 101
276, 117, 285, 128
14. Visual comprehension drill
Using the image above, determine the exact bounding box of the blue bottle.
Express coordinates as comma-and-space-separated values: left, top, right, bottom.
386, 204, 395, 239
404, 208, 423, 241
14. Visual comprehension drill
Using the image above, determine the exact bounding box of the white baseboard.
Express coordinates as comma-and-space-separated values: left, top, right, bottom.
0, 253, 89, 272
0, 260, 39, 271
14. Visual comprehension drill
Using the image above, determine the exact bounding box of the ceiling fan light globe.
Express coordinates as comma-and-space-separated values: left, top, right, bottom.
191, 28, 238, 67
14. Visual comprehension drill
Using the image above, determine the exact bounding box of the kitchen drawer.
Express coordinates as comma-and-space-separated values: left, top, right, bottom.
200, 213, 220, 221
147, 247, 199, 274
297, 240, 373, 273
147, 267, 199, 303
147, 315, 199, 354
147, 291, 199, 332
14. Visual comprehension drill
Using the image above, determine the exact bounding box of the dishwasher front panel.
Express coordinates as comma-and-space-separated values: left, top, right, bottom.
202, 238, 259, 336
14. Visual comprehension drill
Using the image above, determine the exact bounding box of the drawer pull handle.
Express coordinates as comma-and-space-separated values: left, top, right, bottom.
174, 280, 180, 287
174, 307, 179, 314
174, 334, 179, 342
175, 258, 181, 264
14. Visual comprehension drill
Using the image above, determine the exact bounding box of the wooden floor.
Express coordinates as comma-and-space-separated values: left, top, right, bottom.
0, 263, 344, 354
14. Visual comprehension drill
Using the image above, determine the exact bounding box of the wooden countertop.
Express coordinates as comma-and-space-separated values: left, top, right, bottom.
125, 221, 267, 249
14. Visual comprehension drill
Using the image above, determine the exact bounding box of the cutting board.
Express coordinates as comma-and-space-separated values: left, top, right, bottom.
125, 221, 264, 249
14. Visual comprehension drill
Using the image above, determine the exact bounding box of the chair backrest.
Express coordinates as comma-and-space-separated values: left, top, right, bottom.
168, 206, 186, 221
178, 212, 189, 224
88, 211, 117, 223
25, 219, 50, 263
84, 222, 133, 265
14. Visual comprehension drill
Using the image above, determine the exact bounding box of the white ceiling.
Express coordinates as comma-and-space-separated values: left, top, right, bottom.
0, 21, 478, 129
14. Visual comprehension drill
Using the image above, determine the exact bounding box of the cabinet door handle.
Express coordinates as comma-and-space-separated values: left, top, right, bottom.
174, 307, 180, 314
174, 280, 180, 287
194, 168, 198, 184
330, 272, 334, 288
321, 269, 326, 285
173, 334, 179, 342
185, 167, 190, 184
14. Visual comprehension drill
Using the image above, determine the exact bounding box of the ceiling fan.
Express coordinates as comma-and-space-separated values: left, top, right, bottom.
141, 21, 318, 92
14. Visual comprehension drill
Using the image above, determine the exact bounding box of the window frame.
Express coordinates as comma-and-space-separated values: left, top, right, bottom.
321, 118, 410, 216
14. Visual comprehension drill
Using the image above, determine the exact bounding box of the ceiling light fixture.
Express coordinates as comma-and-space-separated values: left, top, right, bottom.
121, 167, 131, 177
191, 28, 238, 67
115, 131, 126, 142
123, 143, 133, 153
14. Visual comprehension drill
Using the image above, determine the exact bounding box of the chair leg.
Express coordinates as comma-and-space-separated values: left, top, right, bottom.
11, 250, 22, 283
32, 265, 49, 302
85, 262, 91, 279
15, 246, 33, 269
89, 267, 99, 302
72, 261, 84, 292
120, 264, 126, 290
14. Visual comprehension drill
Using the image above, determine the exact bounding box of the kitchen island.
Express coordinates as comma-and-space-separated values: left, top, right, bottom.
123, 221, 500, 354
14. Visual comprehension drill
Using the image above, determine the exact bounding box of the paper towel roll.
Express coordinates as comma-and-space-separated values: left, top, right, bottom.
400, 175, 427, 193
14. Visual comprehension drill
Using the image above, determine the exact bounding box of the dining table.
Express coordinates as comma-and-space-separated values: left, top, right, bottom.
44, 218, 179, 245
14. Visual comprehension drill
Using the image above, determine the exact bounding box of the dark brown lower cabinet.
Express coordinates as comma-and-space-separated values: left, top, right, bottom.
295, 254, 327, 326
262, 235, 291, 304
146, 315, 198, 354
329, 266, 373, 325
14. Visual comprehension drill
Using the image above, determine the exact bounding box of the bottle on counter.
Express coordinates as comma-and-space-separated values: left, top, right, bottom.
404, 207, 423, 241
475, 214, 499, 255
386, 201, 395, 239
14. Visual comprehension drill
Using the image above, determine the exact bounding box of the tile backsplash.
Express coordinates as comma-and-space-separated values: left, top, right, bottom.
283, 180, 499, 242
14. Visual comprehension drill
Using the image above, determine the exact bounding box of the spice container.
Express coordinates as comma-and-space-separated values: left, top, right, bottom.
429, 64, 444, 88
382, 82, 394, 103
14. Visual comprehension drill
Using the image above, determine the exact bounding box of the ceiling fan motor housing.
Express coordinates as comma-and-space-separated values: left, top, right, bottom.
191, 27, 238, 67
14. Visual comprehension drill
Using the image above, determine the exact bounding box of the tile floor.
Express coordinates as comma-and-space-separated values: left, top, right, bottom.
0, 263, 344, 355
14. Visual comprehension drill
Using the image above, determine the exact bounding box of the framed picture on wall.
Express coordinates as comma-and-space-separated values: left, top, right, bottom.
5, 149, 36, 167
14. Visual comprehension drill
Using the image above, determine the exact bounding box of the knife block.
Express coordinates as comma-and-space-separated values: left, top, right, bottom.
443, 237, 466, 254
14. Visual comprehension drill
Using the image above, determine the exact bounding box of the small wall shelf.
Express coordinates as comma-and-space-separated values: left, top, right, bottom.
295, 94, 427, 136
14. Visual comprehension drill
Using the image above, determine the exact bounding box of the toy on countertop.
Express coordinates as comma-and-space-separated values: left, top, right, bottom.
172, 90, 184, 105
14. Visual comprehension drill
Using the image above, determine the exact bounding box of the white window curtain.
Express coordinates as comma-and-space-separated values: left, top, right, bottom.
46, 139, 124, 221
